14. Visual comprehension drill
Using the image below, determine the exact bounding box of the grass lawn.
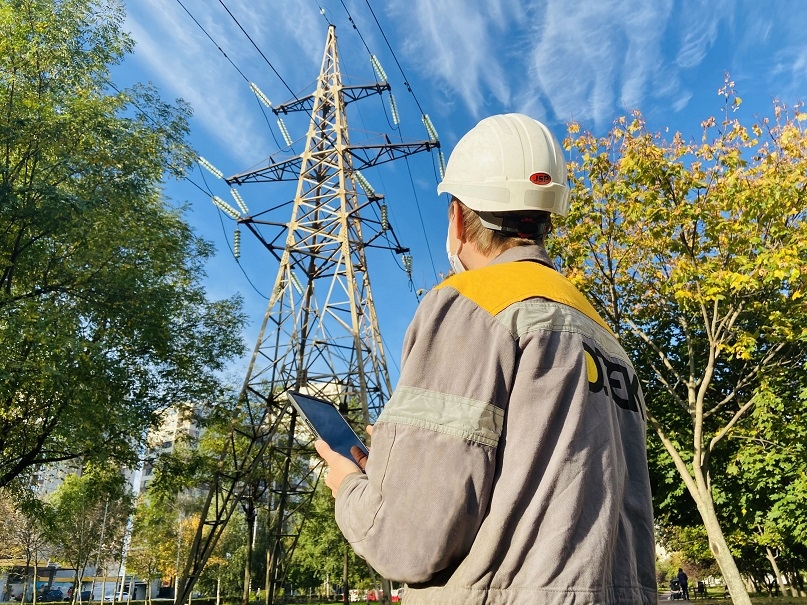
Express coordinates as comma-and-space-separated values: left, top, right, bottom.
657, 588, 807, 604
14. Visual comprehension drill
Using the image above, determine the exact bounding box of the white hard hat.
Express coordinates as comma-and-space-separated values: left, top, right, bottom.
437, 113, 570, 217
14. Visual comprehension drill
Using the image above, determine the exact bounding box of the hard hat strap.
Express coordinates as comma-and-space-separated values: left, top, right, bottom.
477, 211, 550, 239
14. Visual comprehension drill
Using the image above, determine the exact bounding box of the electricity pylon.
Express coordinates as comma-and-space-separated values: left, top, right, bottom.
176, 24, 438, 605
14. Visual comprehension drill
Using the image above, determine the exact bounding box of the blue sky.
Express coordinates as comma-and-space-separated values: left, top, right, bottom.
116, 0, 807, 382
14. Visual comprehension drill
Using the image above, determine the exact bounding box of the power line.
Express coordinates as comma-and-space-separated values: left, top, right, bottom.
338, 0, 372, 56
312, 0, 333, 25
403, 154, 439, 281
172, 0, 283, 149
334, 1, 440, 282
349, 70, 422, 296
175, 0, 249, 82
216, 0, 300, 101
104, 78, 272, 301
194, 168, 272, 300
363, 0, 426, 115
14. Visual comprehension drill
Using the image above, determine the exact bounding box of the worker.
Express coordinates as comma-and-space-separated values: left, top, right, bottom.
315, 113, 656, 605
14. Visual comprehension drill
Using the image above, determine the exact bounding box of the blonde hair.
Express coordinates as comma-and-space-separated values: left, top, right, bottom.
453, 199, 550, 256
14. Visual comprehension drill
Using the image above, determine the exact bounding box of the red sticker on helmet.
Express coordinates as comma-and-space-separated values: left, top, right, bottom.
530, 172, 552, 185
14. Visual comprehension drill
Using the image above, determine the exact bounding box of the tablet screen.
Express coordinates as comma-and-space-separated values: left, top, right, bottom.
287, 391, 369, 463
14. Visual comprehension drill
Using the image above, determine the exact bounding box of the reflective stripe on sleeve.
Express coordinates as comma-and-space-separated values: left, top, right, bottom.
378, 386, 505, 447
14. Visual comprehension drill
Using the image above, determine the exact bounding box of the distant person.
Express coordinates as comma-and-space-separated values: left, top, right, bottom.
315, 114, 657, 604
677, 568, 689, 600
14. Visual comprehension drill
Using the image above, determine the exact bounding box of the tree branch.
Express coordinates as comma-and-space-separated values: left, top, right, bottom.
648, 360, 689, 411
709, 395, 758, 453
714, 303, 743, 345
704, 340, 787, 418
647, 409, 701, 500
626, 318, 685, 387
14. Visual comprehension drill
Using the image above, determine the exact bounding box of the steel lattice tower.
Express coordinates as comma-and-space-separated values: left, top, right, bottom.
176, 25, 437, 605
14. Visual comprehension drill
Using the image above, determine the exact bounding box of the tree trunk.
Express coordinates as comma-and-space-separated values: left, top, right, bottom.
793, 569, 807, 598
785, 572, 799, 598
695, 494, 752, 605
242, 539, 252, 605
242, 501, 256, 605
342, 545, 349, 605
764, 546, 788, 597
748, 574, 761, 596
32, 549, 38, 605
379, 578, 393, 605
653, 412, 752, 605
22, 557, 31, 604
263, 546, 270, 605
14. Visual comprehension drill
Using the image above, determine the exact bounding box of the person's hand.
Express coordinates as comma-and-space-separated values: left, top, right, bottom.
315, 439, 362, 497
349, 425, 374, 471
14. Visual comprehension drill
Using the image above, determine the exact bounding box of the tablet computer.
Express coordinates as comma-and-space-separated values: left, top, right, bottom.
286, 390, 369, 463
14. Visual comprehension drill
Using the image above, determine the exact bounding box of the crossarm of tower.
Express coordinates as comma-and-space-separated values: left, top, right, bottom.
225, 140, 438, 184
346, 140, 439, 169
225, 157, 303, 185
273, 83, 391, 114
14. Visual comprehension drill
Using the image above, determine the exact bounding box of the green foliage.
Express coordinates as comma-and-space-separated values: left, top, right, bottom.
289, 480, 372, 593
193, 508, 245, 600
657, 524, 718, 576
553, 81, 807, 599
147, 398, 245, 504
128, 491, 208, 593
45, 464, 132, 580
0, 0, 246, 487
0, 487, 48, 564
127, 495, 175, 588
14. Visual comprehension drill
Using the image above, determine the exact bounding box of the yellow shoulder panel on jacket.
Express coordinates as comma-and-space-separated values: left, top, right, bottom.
436, 262, 614, 336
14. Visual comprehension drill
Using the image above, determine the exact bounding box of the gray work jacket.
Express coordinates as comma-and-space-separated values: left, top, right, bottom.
335, 245, 657, 605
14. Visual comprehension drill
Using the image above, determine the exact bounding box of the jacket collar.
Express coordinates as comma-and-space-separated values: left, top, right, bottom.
487, 244, 555, 270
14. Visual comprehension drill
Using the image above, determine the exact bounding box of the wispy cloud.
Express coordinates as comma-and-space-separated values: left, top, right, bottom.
674, 0, 733, 68
754, 2, 807, 101
124, 3, 263, 164
386, 0, 521, 116
122, 0, 806, 157
123, 0, 324, 165
672, 91, 694, 113
528, 0, 685, 124
379, 0, 751, 128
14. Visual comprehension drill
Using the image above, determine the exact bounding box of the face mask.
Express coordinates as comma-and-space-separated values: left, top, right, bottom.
446, 231, 466, 275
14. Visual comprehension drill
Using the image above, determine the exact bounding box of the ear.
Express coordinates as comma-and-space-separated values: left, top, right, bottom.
448, 200, 465, 245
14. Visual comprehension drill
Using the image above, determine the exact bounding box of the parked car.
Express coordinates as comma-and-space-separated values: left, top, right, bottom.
77, 591, 93, 602
39, 589, 65, 602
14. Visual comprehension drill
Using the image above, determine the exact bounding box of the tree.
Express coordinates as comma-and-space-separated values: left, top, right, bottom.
289, 480, 372, 598
651, 369, 807, 594
0, 0, 246, 487
0, 488, 49, 603
552, 79, 807, 605
128, 496, 178, 605
45, 465, 132, 602
128, 489, 204, 604
724, 377, 807, 595
193, 511, 244, 603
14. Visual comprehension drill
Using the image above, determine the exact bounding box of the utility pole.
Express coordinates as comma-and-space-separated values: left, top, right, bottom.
175, 24, 437, 605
